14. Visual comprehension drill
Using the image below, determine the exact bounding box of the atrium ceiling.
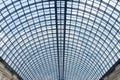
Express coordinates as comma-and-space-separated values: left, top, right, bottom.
0, 0, 120, 80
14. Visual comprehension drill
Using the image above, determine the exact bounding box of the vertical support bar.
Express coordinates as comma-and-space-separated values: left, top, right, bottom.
54, 1, 60, 80
62, 0, 67, 80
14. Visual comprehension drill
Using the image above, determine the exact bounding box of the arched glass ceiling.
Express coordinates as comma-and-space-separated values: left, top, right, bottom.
0, 0, 120, 80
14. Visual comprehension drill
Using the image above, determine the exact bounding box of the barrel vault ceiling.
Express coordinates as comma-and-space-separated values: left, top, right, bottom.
0, 0, 120, 80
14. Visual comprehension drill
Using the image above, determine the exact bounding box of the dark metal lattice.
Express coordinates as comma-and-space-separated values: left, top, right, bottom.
0, 0, 120, 80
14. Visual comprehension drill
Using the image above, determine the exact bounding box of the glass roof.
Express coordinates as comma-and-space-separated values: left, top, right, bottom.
0, 0, 120, 80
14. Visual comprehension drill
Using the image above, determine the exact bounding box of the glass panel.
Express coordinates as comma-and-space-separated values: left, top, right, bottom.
0, 0, 120, 80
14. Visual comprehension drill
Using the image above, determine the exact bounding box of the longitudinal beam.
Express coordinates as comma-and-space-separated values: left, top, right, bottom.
54, 0, 60, 80
62, 0, 67, 80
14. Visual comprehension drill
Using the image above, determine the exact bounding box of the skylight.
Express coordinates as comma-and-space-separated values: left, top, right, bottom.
0, 0, 120, 80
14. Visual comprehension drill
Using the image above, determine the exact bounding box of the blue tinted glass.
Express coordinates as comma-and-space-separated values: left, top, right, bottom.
0, 0, 120, 80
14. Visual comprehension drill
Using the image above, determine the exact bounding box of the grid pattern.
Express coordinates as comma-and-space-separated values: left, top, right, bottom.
0, 0, 120, 80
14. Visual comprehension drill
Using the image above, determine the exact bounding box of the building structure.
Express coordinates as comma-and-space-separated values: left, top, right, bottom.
0, 0, 120, 80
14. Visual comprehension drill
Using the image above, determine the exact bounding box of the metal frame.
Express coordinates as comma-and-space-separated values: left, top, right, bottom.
0, 0, 120, 80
